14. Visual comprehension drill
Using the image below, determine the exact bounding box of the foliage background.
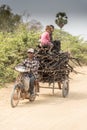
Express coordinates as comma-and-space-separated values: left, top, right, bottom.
0, 5, 87, 87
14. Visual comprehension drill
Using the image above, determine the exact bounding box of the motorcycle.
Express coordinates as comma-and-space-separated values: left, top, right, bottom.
10, 65, 37, 108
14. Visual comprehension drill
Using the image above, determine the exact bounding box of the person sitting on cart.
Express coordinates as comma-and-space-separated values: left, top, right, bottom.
21, 48, 39, 96
49, 25, 61, 52
39, 25, 53, 53
49, 25, 54, 42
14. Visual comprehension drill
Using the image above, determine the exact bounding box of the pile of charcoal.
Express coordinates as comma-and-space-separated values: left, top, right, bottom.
35, 40, 80, 83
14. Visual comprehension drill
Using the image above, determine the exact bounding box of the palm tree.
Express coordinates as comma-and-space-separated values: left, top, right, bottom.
55, 12, 68, 29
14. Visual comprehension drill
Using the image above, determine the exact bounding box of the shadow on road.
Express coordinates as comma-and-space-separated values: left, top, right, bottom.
17, 92, 68, 108
17, 90, 87, 108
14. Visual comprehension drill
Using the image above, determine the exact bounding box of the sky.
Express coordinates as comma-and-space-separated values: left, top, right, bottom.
0, 0, 87, 40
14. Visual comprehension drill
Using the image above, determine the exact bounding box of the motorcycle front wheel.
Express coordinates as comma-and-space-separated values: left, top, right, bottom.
10, 84, 21, 108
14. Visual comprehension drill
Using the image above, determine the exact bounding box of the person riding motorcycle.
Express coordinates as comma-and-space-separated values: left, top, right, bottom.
21, 48, 39, 96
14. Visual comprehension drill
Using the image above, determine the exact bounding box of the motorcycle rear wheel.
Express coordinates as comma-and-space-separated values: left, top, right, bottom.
29, 87, 36, 102
11, 84, 21, 108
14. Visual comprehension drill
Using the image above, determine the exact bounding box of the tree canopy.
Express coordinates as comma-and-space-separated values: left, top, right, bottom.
55, 12, 68, 29
0, 4, 22, 32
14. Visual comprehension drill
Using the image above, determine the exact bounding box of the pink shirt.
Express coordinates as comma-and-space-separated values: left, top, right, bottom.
40, 31, 51, 45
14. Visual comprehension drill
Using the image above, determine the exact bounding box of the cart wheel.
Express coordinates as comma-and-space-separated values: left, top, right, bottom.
62, 79, 69, 97
11, 84, 21, 108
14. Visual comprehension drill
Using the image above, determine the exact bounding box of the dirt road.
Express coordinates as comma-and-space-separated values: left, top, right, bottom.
0, 66, 87, 130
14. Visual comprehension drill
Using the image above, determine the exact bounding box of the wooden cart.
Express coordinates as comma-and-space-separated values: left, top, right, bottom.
35, 47, 72, 97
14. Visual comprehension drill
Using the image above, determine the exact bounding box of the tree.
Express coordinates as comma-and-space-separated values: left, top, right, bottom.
0, 4, 22, 32
55, 12, 68, 29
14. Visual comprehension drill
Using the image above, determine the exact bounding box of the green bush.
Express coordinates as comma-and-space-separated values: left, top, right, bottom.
0, 28, 87, 86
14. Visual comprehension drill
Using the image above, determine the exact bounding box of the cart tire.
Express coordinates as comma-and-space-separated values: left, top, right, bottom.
11, 84, 21, 108
62, 79, 69, 97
